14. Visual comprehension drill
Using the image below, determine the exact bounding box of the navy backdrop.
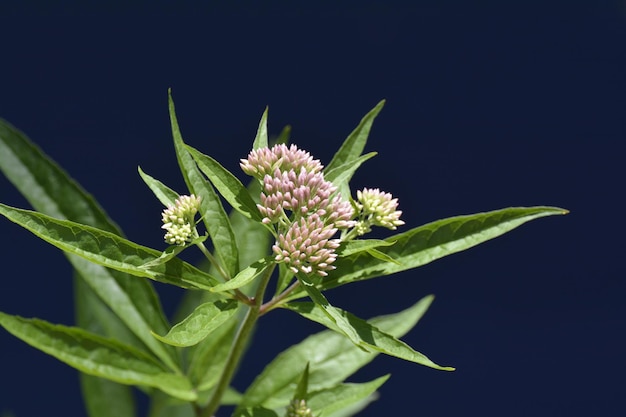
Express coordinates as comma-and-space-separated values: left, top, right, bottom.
1, 2, 624, 416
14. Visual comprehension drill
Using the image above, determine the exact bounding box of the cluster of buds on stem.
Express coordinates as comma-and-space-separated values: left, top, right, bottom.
241, 144, 404, 276
242, 144, 353, 276
286, 399, 315, 417
161, 194, 202, 245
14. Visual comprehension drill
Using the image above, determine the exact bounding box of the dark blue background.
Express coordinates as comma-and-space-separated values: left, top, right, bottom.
1, 2, 624, 416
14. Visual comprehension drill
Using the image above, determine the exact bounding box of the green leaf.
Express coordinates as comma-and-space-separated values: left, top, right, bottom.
210, 257, 273, 293
169, 91, 239, 278
285, 302, 453, 370
307, 375, 390, 417
237, 296, 433, 410
0, 203, 219, 290
141, 235, 208, 269
273, 125, 291, 145
297, 278, 366, 350
365, 248, 402, 265
233, 407, 278, 417
138, 166, 180, 207
151, 300, 238, 347
75, 276, 137, 417
337, 239, 395, 257
293, 363, 310, 400
0, 312, 197, 401
321, 206, 568, 290
186, 144, 262, 222
252, 107, 269, 150
325, 100, 385, 175
188, 317, 238, 390
324, 151, 377, 192
0, 119, 178, 372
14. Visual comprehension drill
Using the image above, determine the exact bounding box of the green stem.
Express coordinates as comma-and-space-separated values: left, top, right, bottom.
199, 263, 275, 417
260, 280, 301, 315
196, 240, 230, 281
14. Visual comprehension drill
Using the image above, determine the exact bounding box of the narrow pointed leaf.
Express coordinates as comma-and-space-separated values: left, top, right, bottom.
188, 317, 238, 390
151, 300, 238, 347
238, 296, 433, 409
322, 206, 568, 290
169, 91, 239, 278
365, 248, 402, 265
293, 363, 310, 400
285, 302, 453, 370
141, 235, 207, 269
186, 144, 262, 221
75, 276, 136, 417
138, 166, 180, 207
0, 203, 219, 290
325, 100, 385, 174
297, 279, 365, 350
273, 125, 291, 145
307, 375, 390, 417
0, 119, 178, 371
0, 312, 196, 401
210, 257, 273, 293
337, 239, 395, 257
252, 107, 269, 150
324, 151, 377, 191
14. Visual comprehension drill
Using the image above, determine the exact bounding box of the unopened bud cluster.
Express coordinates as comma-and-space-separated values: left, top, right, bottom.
161, 194, 202, 245
354, 188, 404, 235
242, 144, 405, 275
286, 399, 314, 417
242, 144, 353, 276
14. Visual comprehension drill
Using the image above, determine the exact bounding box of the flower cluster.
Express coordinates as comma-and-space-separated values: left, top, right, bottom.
286, 399, 314, 417
161, 194, 202, 245
353, 187, 404, 235
242, 144, 353, 276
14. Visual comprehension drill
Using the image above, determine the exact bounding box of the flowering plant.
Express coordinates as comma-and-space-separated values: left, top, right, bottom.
0, 92, 566, 417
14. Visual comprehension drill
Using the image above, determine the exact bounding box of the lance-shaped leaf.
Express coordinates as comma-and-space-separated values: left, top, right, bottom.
186, 144, 262, 222
324, 151, 377, 191
0, 203, 219, 290
307, 375, 390, 417
285, 302, 453, 370
237, 296, 433, 410
75, 276, 137, 417
188, 316, 238, 390
210, 257, 273, 293
151, 300, 238, 347
325, 100, 385, 177
252, 107, 269, 150
0, 119, 178, 373
138, 166, 180, 207
322, 206, 567, 290
297, 277, 365, 350
0, 312, 197, 401
169, 91, 239, 278
337, 239, 396, 257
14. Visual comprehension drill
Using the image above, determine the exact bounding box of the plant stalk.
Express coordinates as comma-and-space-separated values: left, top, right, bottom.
199, 263, 275, 417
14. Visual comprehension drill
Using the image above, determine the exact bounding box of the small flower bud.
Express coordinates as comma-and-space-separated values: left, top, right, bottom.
286, 399, 314, 417
161, 194, 201, 245
355, 188, 404, 233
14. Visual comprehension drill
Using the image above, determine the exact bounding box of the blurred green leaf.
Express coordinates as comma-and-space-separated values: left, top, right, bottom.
0, 203, 219, 290
237, 296, 433, 410
169, 91, 239, 278
285, 302, 453, 370
324, 151, 377, 192
151, 300, 237, 347
0, 312, 196, 401
0, 119, 177, 378
307, 375, 389, 417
